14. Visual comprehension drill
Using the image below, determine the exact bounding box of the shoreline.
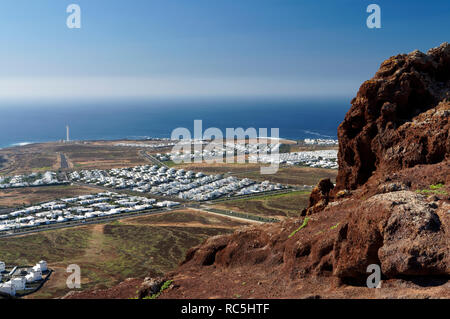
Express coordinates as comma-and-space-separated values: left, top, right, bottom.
0, 135, 339, 151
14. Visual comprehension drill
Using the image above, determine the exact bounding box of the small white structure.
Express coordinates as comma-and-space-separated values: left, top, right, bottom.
26, 269, 42, 283
0, 281, 16, 296
38, 260, 48, 272
0, 261, 5, 272
11, 277, 26, 290
32, 260, 47, 272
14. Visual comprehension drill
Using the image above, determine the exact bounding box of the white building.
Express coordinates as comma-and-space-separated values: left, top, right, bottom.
36, 261, 48, 272
0, 261, 5, 272
11, 277, 26, 290
26, 269, 42, 283
0, 281, 16, 296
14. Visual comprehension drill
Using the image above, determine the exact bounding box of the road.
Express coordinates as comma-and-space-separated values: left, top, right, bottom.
0, 206, 179, 238
0, 179, 299, 238
60, 153, 69, 169
139, 151, 169, 168
191, 207, 268, 224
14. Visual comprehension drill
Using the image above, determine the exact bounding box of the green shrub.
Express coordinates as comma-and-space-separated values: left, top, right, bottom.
288, 217, 309, 238
147, 280, 173, 299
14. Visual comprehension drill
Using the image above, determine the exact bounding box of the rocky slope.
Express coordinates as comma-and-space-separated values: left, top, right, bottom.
65, 43, 450, 299
336, 42, 449, 191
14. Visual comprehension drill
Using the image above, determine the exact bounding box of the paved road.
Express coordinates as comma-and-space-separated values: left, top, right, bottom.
0, 206, 178, 238
139, 151, 169, 168
60, 153, 69, 169
0, 200, 273, 238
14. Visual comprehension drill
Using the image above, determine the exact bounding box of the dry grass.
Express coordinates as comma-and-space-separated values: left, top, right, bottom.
0, 142, 150, 174
214, 190, 311, 219
125, 209, 250, 229
52, 144, 148, 170
235, 167, 337, 186
0, 210, 247, 299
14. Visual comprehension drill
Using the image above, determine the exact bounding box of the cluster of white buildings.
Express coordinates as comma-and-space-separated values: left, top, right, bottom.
68, 165, 287, 201
155, 142, 280, 163
303, 138, 338, 145
251, 150, 338, 169
235, 180, 284, 196
0, 171, 67, 189
0, 192, 179, 233
0, 261, 48, 296
177, 176, 284, 201
114, 142, 177, 149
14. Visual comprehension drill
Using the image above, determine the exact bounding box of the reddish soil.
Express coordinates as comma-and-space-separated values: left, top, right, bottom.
64, 43, 450, 299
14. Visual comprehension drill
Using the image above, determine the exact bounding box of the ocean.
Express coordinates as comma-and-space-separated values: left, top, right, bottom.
0, 97, 350, 148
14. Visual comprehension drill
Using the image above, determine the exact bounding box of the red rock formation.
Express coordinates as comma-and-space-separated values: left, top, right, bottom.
302, 178, 334, 215
336, 42, 449, 191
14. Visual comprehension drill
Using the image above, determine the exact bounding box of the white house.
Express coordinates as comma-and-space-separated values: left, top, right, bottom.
0, 281, 16, 296
0, 261, 5, 272
11, 277, 26, 290
26, 269, 42, 283
37, 261, 48, 272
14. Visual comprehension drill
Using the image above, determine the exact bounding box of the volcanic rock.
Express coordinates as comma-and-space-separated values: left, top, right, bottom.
302, 178, 335, 215
336, 42, 449, 191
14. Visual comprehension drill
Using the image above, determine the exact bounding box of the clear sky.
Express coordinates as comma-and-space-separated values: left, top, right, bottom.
0, 0, 448, 99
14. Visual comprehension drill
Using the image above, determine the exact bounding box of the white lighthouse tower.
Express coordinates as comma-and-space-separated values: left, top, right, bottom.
66, 125, 70, 142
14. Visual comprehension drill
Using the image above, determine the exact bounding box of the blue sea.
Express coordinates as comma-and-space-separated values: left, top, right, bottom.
0, 97, 350, 148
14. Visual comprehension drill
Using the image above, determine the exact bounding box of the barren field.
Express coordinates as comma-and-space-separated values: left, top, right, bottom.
0, 185, 102, 208
51, 144, 148, 170
0, 148, 59, 175
123, 209, 250, 229
234, 167, 337, 185
213, 190, 311, 219
0, 155, 7, 169
0, 210, 249, 299
0, 142, 151, 174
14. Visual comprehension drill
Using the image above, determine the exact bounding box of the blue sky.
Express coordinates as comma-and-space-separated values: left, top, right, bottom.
0, 0, 448, 99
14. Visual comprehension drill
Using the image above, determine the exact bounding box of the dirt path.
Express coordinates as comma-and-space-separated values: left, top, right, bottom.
83, 224, 106, 259
191, 207, 265, 224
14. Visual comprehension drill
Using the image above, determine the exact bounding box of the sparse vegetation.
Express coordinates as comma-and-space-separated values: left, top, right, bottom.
330, 223, 340, 230
215, 190, 311, 218
416, 183, 447, 195
147, 280, 173, 299
288, 217, 310, 238
1, 211, 240, 299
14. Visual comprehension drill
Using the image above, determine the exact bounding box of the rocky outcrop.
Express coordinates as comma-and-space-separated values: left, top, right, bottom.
138, 277, 166, 299
333, 191, 449, 279
336, 42, 450, 191
160, 43, 450, 298
163, 44, 449, 295
302, 178, 334, 215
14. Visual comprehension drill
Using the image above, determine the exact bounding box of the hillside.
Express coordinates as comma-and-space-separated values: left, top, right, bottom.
66, 43, 449, 299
